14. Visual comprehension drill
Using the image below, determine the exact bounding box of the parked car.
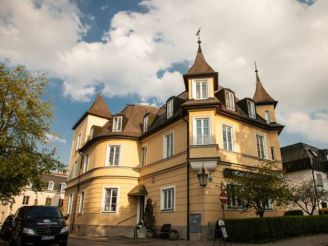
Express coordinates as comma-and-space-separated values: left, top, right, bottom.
0, 214, 14, 240
10, 206, 69, 246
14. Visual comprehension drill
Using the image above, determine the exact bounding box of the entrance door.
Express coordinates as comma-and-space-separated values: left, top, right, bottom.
137, 196, 145, 224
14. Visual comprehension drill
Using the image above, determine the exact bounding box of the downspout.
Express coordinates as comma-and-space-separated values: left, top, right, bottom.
183, 117, 190, 241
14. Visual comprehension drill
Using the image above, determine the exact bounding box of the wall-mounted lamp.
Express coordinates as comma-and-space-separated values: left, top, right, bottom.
197, 167, 208, 187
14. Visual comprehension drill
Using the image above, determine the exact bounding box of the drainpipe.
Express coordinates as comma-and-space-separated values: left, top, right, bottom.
183, 117, 190, 241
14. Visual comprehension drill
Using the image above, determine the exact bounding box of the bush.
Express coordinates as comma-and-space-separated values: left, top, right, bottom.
224, 216, 328, 243
319, 208, 328, 215
284, 210, 304, 216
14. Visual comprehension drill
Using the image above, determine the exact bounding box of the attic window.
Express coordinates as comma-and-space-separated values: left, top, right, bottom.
112, 116, 123, 132
192, 80, 209, 100
225, 91, 235, 111
143, 115, 149, 132
167, 99, 174, 119
247, 100, 256, 119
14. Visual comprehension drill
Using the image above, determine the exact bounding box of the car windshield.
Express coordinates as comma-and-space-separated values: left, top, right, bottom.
26, 207, 62, 219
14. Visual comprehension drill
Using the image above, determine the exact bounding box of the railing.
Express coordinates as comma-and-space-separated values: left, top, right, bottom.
191, 135, 215, 145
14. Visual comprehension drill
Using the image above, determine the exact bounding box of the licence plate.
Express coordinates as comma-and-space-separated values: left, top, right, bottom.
41, 235, 55, 240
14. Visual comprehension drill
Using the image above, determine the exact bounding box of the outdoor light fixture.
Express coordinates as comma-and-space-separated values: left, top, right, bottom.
197, 167, 208, 187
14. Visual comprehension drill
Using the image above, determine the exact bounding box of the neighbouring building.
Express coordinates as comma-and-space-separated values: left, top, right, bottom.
0, 171, 67, 224
64, 40, 284, 240
281, 142, 328, 209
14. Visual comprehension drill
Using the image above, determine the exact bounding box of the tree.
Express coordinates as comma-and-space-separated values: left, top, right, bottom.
288, 180, 328, 215
227, 163, 290, 217
143, 198, 155, 231
0, 64, 62, 205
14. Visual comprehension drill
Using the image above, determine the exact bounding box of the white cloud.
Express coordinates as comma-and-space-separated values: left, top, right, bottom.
46, 133, 67, 144
101, 5, 110, 11
0, 0, 328, 144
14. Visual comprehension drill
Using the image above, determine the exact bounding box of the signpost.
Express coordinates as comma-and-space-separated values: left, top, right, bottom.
219, 191, 227, 219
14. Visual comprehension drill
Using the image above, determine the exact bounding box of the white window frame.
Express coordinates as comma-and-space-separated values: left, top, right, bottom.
143, 115, 149, 132
105, 145, 121, 166
270, 146, 275, 161
316, 173, 324, 187
167, 99, 174, 118
60, 183, 66, 192
48, 181, 54, 191
112, 116, 123, 132
264, 111, 270, 124
82, 153, 89, 174
225, 91, 235, 111
163, 132, 174, 159
67, 193, 74, 215
222, 124, 234, 151
192, 79, 209, 100
76, 132, 81, 151
141, 145, 148, 167
78, 191, 85, 214
247, 100, 256, 119
256, 134, 267, 159
72, 160, 79, 178
193, 117, 212, 145
101, 186, 120, 213
160, 185, 175, 211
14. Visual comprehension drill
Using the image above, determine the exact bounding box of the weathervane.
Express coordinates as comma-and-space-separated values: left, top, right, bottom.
196, 27, 201, 44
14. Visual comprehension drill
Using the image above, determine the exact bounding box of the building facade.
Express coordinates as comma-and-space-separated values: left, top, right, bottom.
64, 41, 284, 239
0, 172, 67, 224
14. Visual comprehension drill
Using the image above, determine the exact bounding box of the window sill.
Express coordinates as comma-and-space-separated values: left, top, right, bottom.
101, 211, 117, 214
160, 209, 174, 212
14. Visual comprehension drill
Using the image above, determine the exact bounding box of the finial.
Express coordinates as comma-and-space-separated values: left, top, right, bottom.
254, 61, 258, 73
196, 27, 201, 44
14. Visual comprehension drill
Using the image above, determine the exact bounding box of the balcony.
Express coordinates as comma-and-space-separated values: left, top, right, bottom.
189, 135, 218, 159
191, 135, 215, 145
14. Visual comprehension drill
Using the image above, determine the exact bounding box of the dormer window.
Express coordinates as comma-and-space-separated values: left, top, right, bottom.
48, 181, 54, 191
225, 91, 235, 111
112, 116, 122, 132
143, 114, 149, 132
247, 100, 256, 119
167, 99, 174, 119
264, 111, 270, 124
192, 80, 209, 100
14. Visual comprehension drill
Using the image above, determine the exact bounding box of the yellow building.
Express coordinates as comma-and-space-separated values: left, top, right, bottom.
64, 41, 284, 240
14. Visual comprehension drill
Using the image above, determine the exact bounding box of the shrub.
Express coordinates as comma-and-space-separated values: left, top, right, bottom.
284, 210, 304, 216
223, 216, 328, 243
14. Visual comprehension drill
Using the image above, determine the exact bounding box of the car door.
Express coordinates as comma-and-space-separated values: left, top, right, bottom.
12, 208, 24, 241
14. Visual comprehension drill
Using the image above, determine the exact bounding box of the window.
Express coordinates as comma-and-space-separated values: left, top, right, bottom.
102, 188, 118, 213
247, 100, 256, 119
256, 135, 267, 159
194, 118, 211, 145
22, 196, 30, 205
227, 184, 243, 209
106, 145, 121, 166
58, 199, 64, 208
72, 160, 79, 178
264, 111, 270, 124
161, 186, 175, 211
271, 147, 275, 160
45, 197, 52, 206
163, 132, 173, 158
222, 124, 234, 151
67, 194, 73, 215
82, 153, 89, 174
141, 146, 147, 166
167, 99, 174, 118
192, 80, 209, 100
143, 115, 149, 132
225, 91, 235, 111
78, 191, 85, 214
60, 183, 66, 192
48, 181, 54, 191
316, 173, 323, 187
112, 116, 123, 132
326, 153, 328, 161
76, 133, 81, 151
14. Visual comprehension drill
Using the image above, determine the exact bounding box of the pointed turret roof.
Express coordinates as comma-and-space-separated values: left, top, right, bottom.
186, 42, 215, 75
252, 65, 277, 108
72, 95, 112, 129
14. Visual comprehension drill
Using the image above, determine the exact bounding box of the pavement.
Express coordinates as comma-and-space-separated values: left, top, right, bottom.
1, 234, 328, 245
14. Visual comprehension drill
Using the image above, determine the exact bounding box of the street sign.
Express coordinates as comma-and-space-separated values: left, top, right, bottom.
219, 191, 228, 204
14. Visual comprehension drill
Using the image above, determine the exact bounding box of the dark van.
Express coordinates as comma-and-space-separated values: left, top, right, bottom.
10, 206, 69, 246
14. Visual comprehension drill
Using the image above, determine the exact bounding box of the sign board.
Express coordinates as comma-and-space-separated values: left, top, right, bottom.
190, 214, 201, 233
214, 219, 229, 242
219, 191, 228, 204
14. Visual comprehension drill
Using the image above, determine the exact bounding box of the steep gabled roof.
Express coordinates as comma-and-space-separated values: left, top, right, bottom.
186, 43, 215, 75
253, 68, 277, 107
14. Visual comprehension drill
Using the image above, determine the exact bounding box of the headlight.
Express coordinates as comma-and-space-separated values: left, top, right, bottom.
23, 228, 36, 235
60, 226, 69, 233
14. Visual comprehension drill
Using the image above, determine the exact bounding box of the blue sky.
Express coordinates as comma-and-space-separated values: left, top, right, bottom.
1, 0, 327, 165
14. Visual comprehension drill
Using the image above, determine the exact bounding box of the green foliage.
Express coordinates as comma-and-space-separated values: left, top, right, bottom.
143, 198, 155, 231
224, 216, 328, 243
284, 210, 304, 216
228, 162, 290, 217
0, 64, 62, 204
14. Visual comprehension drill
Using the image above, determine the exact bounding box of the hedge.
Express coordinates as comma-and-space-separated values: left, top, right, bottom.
284, 210, 304, 216
224, 216, 328, 243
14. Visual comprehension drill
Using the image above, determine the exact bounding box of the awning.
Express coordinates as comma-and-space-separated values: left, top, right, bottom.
128, 185, 148, 196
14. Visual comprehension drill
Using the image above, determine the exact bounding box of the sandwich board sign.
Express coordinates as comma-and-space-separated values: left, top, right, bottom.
213, 219, 228, 246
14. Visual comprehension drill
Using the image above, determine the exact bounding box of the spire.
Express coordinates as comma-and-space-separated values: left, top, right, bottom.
87, 95, 112, 118
252, 62, 277, 107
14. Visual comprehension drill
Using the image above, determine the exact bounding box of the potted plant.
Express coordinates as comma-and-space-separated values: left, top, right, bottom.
169, 229, 179, 240
143, 198, 155, 238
